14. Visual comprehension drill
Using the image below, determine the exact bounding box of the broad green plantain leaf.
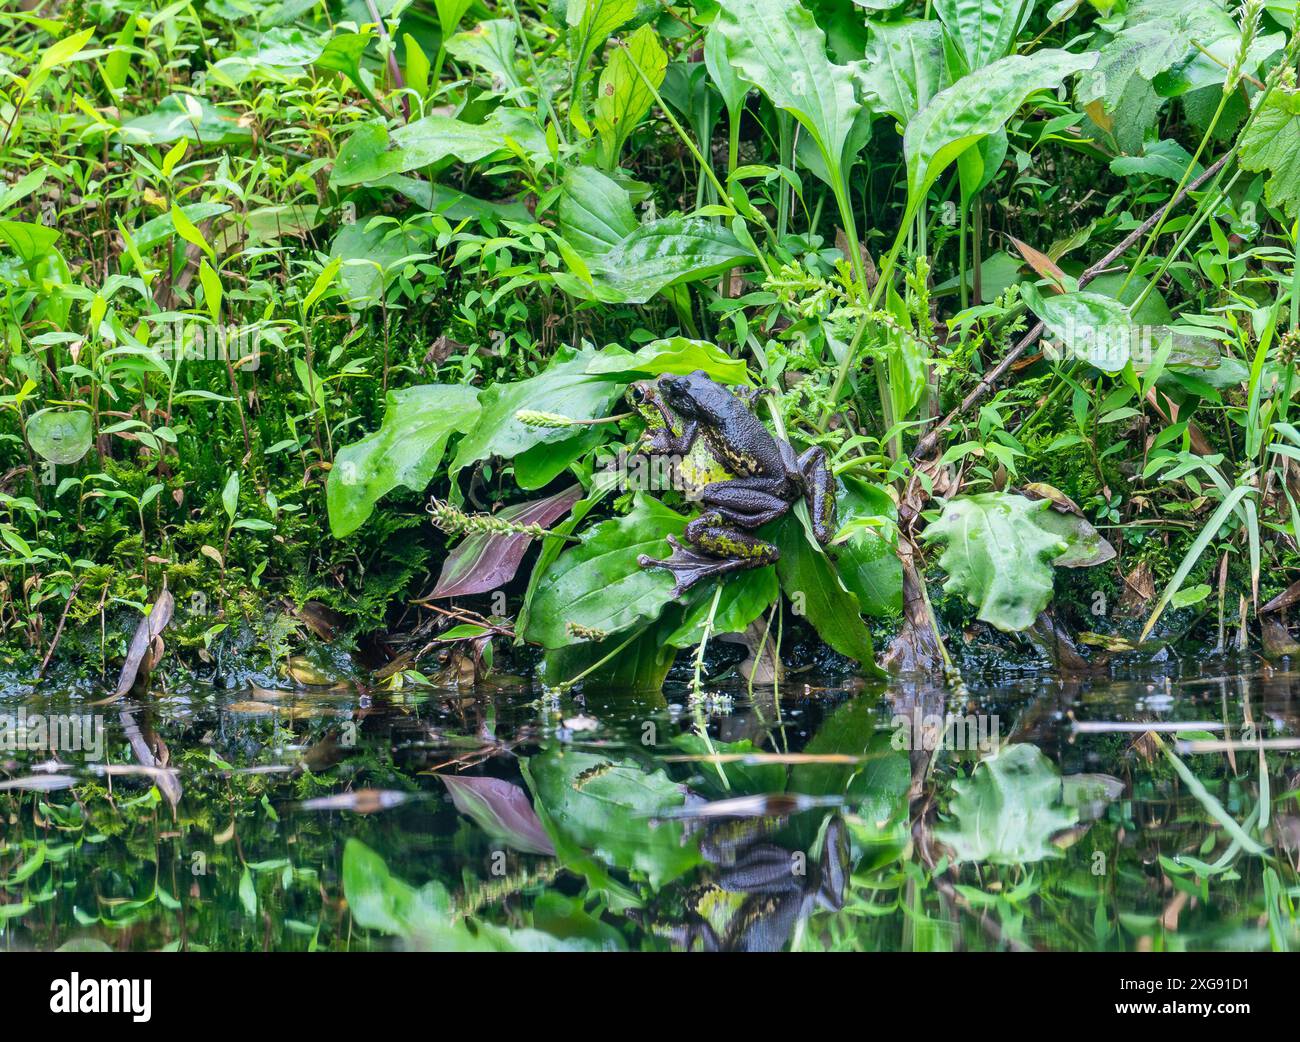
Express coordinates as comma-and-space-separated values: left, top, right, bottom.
445, 19, 523, 94
1076, 0, 1238, 150
832, 476, 902, 617
434, 0, 475, 38
0, 221, 61, 269
558, 166, 638, 259
1020, 283, 1133, 373
1239, 72, 1300, 219
921, 492, 1067, 632
331, 109, 548, 187
935, 744, 1077, 864
856, 18, 947, 130
327, 385, 480, 538
525, 493, 685, 648
524, 749, 702, 889
666, 565, 778, 647
542, 619, 679, 692
314, 32, 373, 93
583, 217, 755, 303
585, 337, 752, 384
770, 512, 882, 672
448, 346, 626, 491
703, 23, 750, 118
714, 0, 864, 176
119, 93, 253, 146
593, 23, 667, 168
328, 219, 431, 306
568, 0, 639, 135
903, 49, 1095, 223
26, 408, 93, 465
1079, 0, 1238, 108
933, 0, 1034, 76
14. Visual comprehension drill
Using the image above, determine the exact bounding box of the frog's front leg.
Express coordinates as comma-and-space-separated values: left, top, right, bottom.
638, 511, 779, 597
796, 446, 836, 544
643, 416, 698, 457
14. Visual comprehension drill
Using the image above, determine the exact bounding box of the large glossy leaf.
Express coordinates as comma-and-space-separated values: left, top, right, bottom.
771, 512, 881, 671
445, 19, 523, 94
585, 337, 752, 384
921, 492, 1067, 633
583, 217, 754, 303
119, 93, 253, 146
666, 565, 778, 647
934, 744, 1077, 864
833, 476, 902, 617
429, 484, 583, 598
714, 0, 863, 174
1239, 78, 1300, 220
524, 748, 702, 889
448, 346, 625, 489
558, 166, 638, 259
903, 49, 1095, 221
1077, 0, 1235, 121
703, 22, 750, 117
327, 385, 481, 538
25, 408, 92, 465
567, 0, 639, 134
593, 23, 667, 166
856, 18, 947, 130
331, 108, 547, 187
541, 618, 679, 692
933, 0, 1033, 75
524, 493, 685, 649
1020, 283, 1134, 373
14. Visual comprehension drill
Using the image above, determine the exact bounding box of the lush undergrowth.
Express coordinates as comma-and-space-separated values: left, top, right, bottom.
3, 0, 1300, 689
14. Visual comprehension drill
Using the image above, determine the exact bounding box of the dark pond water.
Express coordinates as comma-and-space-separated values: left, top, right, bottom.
1, 665, 1298, 951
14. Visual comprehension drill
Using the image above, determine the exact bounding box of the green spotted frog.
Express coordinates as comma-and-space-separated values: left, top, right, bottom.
626, 371, 835, 596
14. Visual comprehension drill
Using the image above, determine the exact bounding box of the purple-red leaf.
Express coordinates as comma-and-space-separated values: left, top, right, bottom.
428, 484, 582, 599
440, 775, 555, 855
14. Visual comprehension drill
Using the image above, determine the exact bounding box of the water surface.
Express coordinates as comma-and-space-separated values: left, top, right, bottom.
2, 664, 1297, 951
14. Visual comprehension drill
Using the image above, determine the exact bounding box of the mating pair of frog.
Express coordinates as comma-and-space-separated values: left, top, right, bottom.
626, 371, 836, 596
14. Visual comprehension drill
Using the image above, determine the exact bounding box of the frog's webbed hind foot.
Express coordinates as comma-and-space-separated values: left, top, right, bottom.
639, 515, 780, 597
639, 537, 756, 597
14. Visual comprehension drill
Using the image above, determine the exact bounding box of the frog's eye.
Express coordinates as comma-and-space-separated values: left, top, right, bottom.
628, 384, 647, 403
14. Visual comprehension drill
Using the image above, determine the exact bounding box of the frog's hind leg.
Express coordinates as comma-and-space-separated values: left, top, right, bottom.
797, 446, 836, 544
638, 511, 779, 597
699, 479, 790, 528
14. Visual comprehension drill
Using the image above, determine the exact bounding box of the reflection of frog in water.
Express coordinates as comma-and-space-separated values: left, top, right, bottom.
643, 814, 849, 952
626, 371, 836, 596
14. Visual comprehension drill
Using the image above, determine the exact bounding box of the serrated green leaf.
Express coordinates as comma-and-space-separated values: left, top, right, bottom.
921, 492, 1067, 632
935, 743, 1078, 864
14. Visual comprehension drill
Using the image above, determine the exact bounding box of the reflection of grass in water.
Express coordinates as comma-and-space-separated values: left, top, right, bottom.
0, 678, 1296, 952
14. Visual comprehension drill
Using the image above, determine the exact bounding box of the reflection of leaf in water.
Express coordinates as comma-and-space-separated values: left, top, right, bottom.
341, 839, 604, 951
99, 590, 175, 704
935, 743, 1077, 864
524, 749, 702, 890
1062, 773, 1125, 822
440, 775, 554, 855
